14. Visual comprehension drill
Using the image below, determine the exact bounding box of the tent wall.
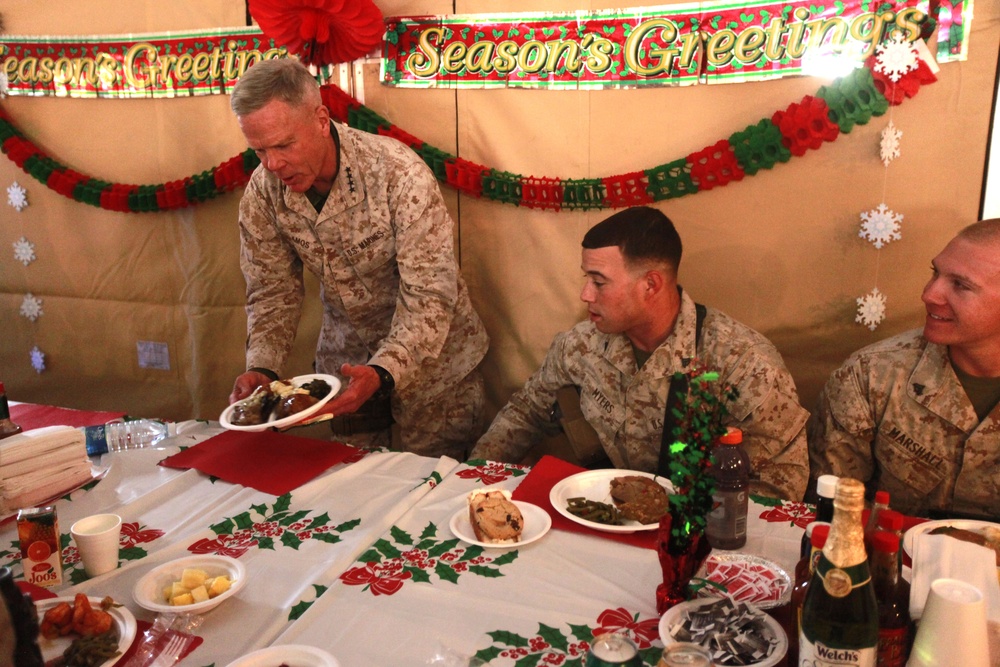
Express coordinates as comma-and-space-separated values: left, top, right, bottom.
1, 1, 999, 431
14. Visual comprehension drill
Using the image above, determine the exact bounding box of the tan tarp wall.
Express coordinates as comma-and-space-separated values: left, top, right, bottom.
2, 2, 999, 439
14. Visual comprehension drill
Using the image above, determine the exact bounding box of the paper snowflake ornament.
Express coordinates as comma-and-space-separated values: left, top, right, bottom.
20, 293, 42, 321
874, 33, 918, 83
880, 121, 902, 166
7, 181, 27, 211
856, 288, 887, 331
859, 203, 903, 249
13, 236, 35, 266
0, 71, 8, 98
30, 345, 46, 373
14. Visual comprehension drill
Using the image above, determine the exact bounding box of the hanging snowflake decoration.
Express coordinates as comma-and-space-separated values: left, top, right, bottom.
13, 236, 35, 266
20, 293, 43, 321
874, 33, 918, 83
859, 203, 903, 249
0, 71, 8, 98
30, 346, 46, 373
880, 121, 902, 166
856, 288, 887, 331
7, 181, 27, 211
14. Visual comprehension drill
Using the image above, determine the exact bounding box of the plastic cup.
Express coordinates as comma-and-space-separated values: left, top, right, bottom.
70, 514, 122, 578
907, 578, 989, 666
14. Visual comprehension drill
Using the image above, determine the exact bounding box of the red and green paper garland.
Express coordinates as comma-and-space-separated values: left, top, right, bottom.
0, 55, 936, 214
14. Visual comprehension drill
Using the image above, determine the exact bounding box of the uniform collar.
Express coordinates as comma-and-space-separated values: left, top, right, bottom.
598, 287, 698, 378
909, 339, 979, 429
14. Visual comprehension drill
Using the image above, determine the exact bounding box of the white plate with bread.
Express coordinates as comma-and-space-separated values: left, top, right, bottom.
451, 489, 551, 548
549, 469, 674, 533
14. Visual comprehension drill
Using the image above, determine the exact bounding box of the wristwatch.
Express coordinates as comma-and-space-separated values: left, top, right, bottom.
368, 365, 395, 400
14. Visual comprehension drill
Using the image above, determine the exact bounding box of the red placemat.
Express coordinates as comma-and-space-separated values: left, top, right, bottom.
10, 403, 126, 430
512, 455, 659, 549
159, 430, 363, 495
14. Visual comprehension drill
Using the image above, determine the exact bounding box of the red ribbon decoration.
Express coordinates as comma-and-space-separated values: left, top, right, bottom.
249, 0, 386, 67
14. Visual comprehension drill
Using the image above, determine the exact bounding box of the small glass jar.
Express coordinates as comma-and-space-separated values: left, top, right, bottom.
657, 642, 713, 667
585, 633, 643, 667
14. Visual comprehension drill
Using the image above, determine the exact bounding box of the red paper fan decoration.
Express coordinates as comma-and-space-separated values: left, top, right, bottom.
250, 0, 385, 67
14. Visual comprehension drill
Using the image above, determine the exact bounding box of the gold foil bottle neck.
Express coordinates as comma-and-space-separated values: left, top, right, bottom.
823, 477, 868, 569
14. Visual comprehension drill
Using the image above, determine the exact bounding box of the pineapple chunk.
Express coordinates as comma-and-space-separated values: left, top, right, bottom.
180, 568, 208, 589
190, 585, 210, 603
170, 582, 189, 599
171, 592, 194, 606
162, 585, 174, 602
207, 575, 231, 598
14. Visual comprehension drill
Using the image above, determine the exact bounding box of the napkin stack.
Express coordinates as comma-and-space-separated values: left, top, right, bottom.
0, 425, 94, 515
909, 533, 1000, 622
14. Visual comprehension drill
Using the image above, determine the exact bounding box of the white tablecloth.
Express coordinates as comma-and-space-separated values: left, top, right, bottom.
0, 422, 807, 666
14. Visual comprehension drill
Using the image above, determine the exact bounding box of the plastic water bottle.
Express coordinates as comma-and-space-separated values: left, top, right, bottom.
82, 418, 174, 455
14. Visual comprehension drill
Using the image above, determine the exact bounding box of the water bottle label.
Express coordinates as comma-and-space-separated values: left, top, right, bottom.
798, 637, 875, 667
82, 425, 109, 456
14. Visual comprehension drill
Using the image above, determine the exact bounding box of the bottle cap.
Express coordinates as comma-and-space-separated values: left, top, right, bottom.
0, 381, 5, 393
878, 509, 904, 531
816, 474, 838, 499
718, 427, 743, 445
811, 523, 831, 549
875, 490, 890, 506
872, 530, 900, 553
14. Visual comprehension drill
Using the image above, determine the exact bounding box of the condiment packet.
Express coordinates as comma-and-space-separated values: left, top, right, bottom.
668, 598, 778, 665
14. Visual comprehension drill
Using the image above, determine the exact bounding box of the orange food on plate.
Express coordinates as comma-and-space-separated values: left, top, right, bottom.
41, 594, 116, 639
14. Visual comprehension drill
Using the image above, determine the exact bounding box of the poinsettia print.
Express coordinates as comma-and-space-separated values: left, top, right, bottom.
755, 497, 815, 529
187, 493, 360, 558
475, 607, 663, 666
457, 459, 528, 485
592, 608, 660, 649
340, 522, 517, 596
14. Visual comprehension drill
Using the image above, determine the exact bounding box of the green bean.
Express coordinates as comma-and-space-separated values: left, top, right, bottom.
63, 632, 120, 667
565, 498, 624, 525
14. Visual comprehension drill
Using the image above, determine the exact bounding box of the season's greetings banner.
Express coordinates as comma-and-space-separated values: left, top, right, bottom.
382, 0, 972, 89
0, 27, 294, 98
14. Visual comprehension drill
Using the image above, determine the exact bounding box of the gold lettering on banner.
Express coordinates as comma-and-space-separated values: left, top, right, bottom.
395, 5, 927, 83
0, 30, 291, 96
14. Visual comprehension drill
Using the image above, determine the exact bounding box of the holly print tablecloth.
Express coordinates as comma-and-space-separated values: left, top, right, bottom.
1, 422, 810, 667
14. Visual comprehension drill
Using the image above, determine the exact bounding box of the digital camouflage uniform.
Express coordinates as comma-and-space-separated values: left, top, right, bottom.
470, 291, 809, 500
238, 122, 489, 457
809, 329, 1000, 517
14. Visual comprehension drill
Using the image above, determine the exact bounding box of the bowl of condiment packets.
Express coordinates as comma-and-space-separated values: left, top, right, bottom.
658, 597, 787, 667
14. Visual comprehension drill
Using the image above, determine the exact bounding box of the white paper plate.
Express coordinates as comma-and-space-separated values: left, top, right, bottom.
692, 553, 792, 609
223, 644, 340, 667
658, 598, 787, 667
903, 519, 1000, 560
220, 374, 341, 432
549, 469, 673, 533
36, 596, 137, 667
450, 500, 551, 548
133, 554, 246, 614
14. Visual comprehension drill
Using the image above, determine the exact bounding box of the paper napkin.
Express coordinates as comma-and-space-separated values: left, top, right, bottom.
0, 426, 94, 515
909, 533, 1000, 622
159, 430, 363, 495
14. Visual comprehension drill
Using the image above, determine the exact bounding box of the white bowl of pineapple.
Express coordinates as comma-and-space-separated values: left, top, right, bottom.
133, 554, 246, 614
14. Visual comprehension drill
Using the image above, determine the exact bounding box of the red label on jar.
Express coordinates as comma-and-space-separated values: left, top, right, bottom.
877, 626, 910, 667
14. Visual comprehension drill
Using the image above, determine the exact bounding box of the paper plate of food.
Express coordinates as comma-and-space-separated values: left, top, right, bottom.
450, 489, 551, 548
133, 554, 246, 614
220, 374, 341, 432
903, 519, 1000, 563
223, 644, 340, 667
659, 597, 787, 667
36, 595, 137, 667
549, 469, 674, 533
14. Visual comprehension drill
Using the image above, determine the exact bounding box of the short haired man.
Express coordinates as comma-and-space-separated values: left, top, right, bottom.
227, 58, 489, 458
809, 219, 1000, 517
469, 206, 810, 500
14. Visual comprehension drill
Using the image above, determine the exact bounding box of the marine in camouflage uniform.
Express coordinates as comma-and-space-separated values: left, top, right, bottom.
809, 330, 1000, 518
470, 289, 810, 501
239, 120, 489, 458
